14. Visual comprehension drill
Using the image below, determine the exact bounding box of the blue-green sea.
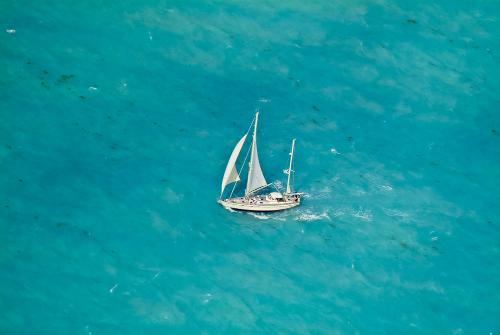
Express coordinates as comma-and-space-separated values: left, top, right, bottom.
1, 1, 499, 334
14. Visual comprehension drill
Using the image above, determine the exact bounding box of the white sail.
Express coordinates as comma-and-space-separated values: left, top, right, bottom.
221, 134, 247, 196
246, 112, 267, 195
286, 139, 296, 194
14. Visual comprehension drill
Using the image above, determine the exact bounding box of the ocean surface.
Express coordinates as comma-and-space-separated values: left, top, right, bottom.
1, 1, 499, 334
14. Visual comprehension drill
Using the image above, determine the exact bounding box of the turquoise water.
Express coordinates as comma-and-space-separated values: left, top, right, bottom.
1, 1, 500, 333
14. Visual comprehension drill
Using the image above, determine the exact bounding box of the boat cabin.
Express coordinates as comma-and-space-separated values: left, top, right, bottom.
267, 192, 285, 202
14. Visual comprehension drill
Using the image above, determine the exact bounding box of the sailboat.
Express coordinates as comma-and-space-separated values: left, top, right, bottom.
218, 111, 303, 212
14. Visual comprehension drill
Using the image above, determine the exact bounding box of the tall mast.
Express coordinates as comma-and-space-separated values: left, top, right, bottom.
246, 111, 259, 196
286, 138, 296, 194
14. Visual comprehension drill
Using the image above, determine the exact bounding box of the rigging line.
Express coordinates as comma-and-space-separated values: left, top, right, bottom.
272, 182, 280, 192
246, 183, 273, 196
228, 115, 256, 199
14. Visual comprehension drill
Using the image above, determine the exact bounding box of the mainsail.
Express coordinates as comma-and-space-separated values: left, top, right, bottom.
246, 112, 267, 195
221, 134, 247, 196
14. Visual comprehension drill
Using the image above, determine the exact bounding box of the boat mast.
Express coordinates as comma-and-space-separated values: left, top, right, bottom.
245, 111, 259, 196
286, 138, 296, 194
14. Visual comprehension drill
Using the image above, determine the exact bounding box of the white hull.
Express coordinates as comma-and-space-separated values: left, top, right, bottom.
218, 194, 301, 212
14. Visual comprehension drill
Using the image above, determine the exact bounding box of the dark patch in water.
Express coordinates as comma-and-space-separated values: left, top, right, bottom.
400, 241, 408, 248
18, 178, 23, 183
347, 136, 353, 142
79, 95, 86, 100
57, 74, 75, 83
42, 70, 48, 75
287, 76, 301, 86
56, 221, 91, 238
491, 129, 497, 135
312, 105, 320, 111
406, 18, 417, 24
